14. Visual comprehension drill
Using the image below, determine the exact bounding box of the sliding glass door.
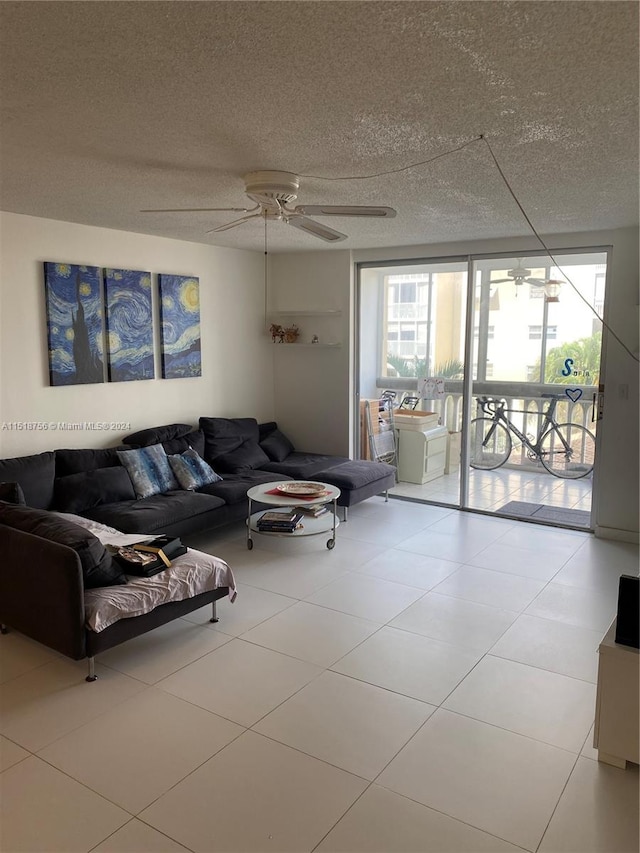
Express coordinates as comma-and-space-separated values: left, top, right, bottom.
357, 248, 607, 529
358, 259, 468, 506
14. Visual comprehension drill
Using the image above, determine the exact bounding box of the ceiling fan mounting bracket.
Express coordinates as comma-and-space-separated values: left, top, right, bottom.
243, 170, 300, 207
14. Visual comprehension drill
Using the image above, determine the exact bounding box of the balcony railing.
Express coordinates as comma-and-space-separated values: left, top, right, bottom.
374, 377, 597, 473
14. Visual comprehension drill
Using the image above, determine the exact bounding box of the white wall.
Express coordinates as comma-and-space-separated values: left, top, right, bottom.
0, 212, 275, 457
269, 250, 353, 456
271, 228, 638, 539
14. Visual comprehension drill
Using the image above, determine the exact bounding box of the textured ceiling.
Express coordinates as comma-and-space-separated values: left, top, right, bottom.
0, 1, 638, 253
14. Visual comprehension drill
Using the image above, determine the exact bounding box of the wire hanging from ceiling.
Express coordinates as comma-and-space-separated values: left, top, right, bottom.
298, 132, 638, 365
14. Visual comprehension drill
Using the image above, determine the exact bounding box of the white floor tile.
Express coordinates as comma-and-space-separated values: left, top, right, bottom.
493, 523, 588, 553
93, 819, 192, 852
0, 734, 29, 772
526, 583, 617, 633
490, 613, 602, 682
581, 724, 599, 761
553, 539, 639, 593
303, 572, 424, 623
0, 658, 144, 752
230, 553, 351, 599
0, 755, 128, 853
332, 626, 481, 705
316, 784, 522, 852
139, 731, 367, 853
538, 757, 639, 852
443, 655, 596, 752
253, 670, 434, 780
338, 515, 422, 547
397, 529, 493, 562
469, 541, 570, 580
38, 688, 243, 813
156, 638, 321, 726
433, 565, 546, 612
377, 708, 576, 851
97, 617, 231, 684
0, 631, 60, 685
182, 584, 297, 636
240, 601, 380, 667
390, 592, 518, 653
354, 548, 461, 590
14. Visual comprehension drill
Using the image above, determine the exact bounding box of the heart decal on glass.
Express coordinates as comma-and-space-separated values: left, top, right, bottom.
565, 388, 583, 402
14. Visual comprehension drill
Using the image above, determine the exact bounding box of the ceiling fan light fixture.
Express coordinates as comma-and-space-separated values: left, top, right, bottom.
543, 279, 562, 302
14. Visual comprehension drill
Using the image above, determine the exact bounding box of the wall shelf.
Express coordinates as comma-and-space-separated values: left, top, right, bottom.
269, 310, 342, 317
272, 342, 341, 348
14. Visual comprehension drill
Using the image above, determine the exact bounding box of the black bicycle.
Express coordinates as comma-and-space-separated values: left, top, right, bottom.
469, 395, 595, 479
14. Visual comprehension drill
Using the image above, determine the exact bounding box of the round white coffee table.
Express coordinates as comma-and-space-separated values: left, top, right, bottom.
246, 481, 341, 550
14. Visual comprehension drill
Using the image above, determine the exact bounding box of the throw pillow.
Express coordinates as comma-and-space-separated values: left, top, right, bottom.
0, 502, 127, 589
168, 448, 223, 491
260, 428, 295, 462
0, 481, 26, 505
0, 450, 56, 509
54, 467, 136, 514
212, 441, 270, 473
116, 444, 179, 499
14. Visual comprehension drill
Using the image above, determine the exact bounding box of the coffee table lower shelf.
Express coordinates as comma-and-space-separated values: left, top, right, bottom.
248, 510, 339, 550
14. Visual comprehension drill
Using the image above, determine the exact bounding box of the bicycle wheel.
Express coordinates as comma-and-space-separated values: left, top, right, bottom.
469, 418, 512, 470
539, 423, 595, 479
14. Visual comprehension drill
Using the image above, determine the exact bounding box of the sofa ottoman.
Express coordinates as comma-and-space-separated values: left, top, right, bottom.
318, 460, 397, 518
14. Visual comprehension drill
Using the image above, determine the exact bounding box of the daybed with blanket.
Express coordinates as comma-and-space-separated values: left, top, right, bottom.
0, 506, 236, 682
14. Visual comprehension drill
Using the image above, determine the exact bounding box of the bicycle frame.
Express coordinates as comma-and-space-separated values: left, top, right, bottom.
476, 396, 567, 459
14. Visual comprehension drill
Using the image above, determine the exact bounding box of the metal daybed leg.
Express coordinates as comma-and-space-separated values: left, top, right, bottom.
385, 489, 389, 502
342, 506, 348, 522
209, 600, 219, 623
85, 657, 98, 682
0, 624, 8, 635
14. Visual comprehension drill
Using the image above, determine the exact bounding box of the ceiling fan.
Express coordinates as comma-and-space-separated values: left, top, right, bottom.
490, 260, 548, 288
141, 170, 396, 243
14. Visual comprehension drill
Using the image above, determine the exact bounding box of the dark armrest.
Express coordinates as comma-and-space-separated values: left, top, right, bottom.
0, 524, 86, 659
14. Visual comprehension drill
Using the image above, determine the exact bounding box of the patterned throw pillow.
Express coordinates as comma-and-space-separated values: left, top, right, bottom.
116, 444, 179, 499
168, 447, 223, 491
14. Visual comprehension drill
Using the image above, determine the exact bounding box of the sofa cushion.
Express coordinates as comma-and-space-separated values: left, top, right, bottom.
0, 451, 56, 509
124, 423, 194, 448
168, 448, 223, 490
199, 417, 271, 473
199, 470, 291, 504
55, 447, 127, 477
160, 429, 206, 458
261, 452, 350, 479
0, 482, 26, 505
0, 502, 126, 588
260, 428, 295, 463
215, 442, 270, 473
83, 490, 225, 533
54, 467, 136, 514
199, 417, 258, 459
116, 445, 179, 498
318, 460, 396, 489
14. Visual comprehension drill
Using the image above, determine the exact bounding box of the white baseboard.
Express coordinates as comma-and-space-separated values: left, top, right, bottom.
595, 525, 639, 544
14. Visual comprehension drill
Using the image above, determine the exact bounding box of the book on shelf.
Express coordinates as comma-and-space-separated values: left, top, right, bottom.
294, 503, 329, 517
257, 521, 304, 533
259, 510, 304, 525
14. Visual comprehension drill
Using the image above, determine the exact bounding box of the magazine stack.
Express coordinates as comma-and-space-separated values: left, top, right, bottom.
257, 510, 304, 534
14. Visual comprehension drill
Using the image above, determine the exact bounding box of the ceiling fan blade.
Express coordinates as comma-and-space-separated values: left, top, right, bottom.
489, 277, 516, 284
206, 212, 263, 233
141, 206, 257, 213
292, 205, 396, 218
525, 277, 548, 284
287, 216, 347, 242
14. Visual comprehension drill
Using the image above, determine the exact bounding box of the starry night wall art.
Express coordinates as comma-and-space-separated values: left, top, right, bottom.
158, 274, 202, 378
44, 262, 104, 386
104, 268, 155, 382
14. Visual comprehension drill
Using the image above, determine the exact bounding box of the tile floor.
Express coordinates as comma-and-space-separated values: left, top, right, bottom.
391, 467, 593, 519
1, 499, 638, 853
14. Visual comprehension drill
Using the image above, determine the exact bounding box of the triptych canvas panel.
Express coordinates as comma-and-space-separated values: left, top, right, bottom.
43, 263, 200, 386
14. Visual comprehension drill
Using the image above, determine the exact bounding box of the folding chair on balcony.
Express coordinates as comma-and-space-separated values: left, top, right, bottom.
399, 394, 420, 410
365, 397, 397, 470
